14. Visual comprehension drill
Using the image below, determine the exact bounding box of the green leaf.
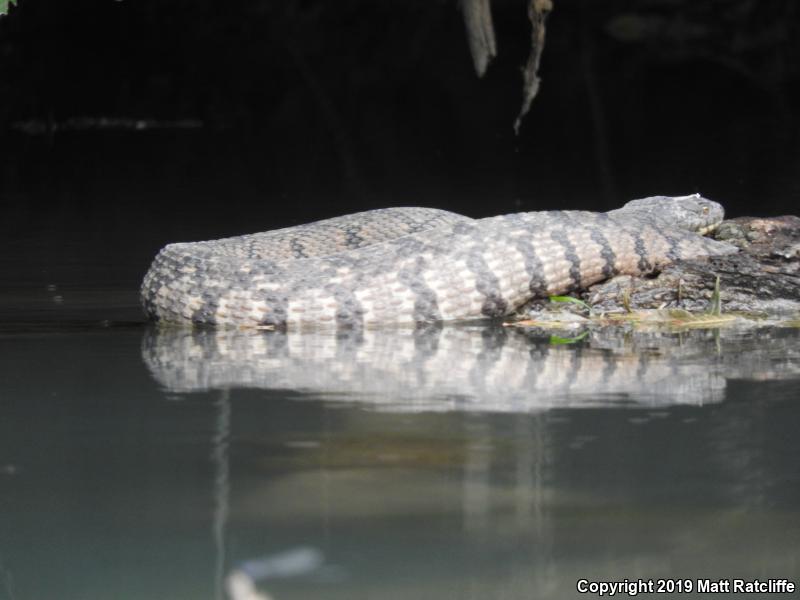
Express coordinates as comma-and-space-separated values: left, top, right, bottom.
0, 0, 17, 17
549, 331, 589, 345
549, 295, 593, 313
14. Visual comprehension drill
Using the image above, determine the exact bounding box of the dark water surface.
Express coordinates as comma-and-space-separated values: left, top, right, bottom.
1, 284, 799, 600
3, 1, 800, 598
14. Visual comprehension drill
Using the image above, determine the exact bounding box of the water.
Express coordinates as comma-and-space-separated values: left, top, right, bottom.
3, 1, 799, 596
1, 287, 798, 600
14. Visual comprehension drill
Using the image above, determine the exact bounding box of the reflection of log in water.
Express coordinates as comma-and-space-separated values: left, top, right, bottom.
142, 326, 800, 411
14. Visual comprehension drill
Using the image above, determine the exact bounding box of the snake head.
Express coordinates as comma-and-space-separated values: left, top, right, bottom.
620, 194, 726, 235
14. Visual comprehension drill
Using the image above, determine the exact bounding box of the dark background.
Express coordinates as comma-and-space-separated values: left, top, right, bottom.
1, 0, 799, 289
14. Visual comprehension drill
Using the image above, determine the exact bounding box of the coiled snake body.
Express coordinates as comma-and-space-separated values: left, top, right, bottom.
141, 195, 736, 328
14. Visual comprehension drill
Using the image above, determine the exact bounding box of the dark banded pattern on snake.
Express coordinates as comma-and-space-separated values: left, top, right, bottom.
141, 195, 737, 328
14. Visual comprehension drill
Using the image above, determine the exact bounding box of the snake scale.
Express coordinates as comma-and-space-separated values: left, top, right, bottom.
141, 194, 737, 328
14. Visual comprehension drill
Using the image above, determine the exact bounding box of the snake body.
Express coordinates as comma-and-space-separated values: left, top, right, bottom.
141, 195, 736, 328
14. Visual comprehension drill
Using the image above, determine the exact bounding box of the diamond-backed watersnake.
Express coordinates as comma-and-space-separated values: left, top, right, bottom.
141, 194, 736, 328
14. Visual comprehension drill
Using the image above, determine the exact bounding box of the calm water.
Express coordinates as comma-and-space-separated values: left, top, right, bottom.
3, 1, 799, 596
1, 283, 799, 600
